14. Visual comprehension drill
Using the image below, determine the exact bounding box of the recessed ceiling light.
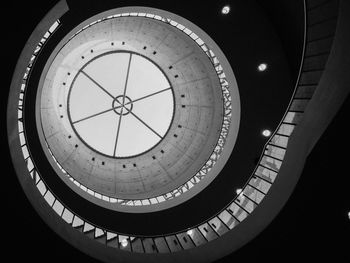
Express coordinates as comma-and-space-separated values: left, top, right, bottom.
262, 129, 272, 137
258, 63, 268, 72
221, 5, 230, 15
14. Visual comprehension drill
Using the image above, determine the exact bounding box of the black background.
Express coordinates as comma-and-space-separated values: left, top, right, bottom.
1, 0, 349, 262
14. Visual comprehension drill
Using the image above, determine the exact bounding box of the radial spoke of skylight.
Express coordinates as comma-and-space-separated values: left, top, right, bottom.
113, 107, 124, 157
72, 107, 117, 124
112, 53, 132, 157
122, 87, 172, 106
81, 70, 115, 100
121, 53, 133, 104
128, 111, 163, 139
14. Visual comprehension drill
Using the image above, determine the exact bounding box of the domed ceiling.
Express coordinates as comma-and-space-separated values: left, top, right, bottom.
37, 11, 240, 212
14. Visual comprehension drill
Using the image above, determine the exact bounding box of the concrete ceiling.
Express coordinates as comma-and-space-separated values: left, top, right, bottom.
38, 15, 238, 209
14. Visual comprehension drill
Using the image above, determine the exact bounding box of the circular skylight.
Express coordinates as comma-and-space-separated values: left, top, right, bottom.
68, 51, 174, 158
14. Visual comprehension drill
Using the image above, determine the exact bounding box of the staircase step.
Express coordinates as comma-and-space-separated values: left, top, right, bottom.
303, 53, 329, 71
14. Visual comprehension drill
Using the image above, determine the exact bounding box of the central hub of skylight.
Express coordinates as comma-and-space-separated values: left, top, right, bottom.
67, 51, 174, 158
112, 95, 133, 116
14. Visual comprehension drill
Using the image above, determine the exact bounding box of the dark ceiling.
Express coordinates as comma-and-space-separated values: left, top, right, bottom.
1, 0, 348, 262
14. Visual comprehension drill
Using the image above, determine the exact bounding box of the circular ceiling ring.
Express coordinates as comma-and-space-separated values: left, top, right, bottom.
34, 6, 240, 212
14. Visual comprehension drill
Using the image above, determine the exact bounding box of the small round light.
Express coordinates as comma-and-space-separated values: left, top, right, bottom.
187, 229, 193, 235
235, 188, 242, 195
258, 63, 268, 72
121, 239, 128, 247
221, 5, 230, 14
262, 129, 272, 137
348, 211, 350, 220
